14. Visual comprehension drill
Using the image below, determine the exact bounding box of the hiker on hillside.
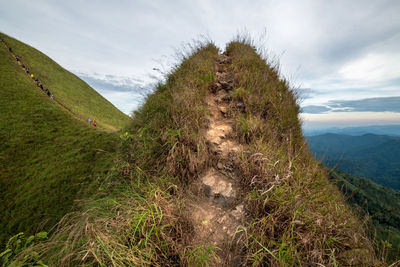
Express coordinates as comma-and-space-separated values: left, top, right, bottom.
46, 90, 51, 97
1, 37, 4, 42
22, 64, 25, 69
8, 47, 12, 53
87, 117, 92, 124
26, 68, 30, 74
39, 84, 43, 90
50, 94, 54, 99
30, 74, 34, 79
44, 88, 49, 95
15, 56, 19, 62
93, 120, 97, 127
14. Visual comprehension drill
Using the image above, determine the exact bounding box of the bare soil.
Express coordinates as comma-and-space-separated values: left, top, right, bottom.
185, 54, 245, 266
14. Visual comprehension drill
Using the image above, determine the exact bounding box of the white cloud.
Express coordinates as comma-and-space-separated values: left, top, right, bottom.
338, 52, 400, 83
300, 112, 400, 127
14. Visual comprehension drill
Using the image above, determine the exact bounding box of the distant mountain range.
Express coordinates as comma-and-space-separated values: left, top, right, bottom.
306, 133, 400, 190
304, 124, 400, 137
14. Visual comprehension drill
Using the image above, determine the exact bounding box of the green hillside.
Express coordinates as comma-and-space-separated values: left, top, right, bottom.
330, 170, 400, 262
0, 33, 131, 131
0, 36, 129, 248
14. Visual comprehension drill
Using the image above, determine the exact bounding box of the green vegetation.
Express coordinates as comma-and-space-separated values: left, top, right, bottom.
307, 133, 400, 190
224, 38, 379, 265
6, 41, 220, 266
330, 169, 400, 262
1, 32, 131, 131
0, 38, 126, 248
1, 232, 48, 266
2, 36, 384, 265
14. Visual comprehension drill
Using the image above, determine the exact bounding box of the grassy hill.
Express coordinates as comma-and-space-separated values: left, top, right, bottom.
0, 35, 130, 248
329, 170, 400, 262
0, 32, 131, 131
2, 38, 384, 266
307, 133, 400, 190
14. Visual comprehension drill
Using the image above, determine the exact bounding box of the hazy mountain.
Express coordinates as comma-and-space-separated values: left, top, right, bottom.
307, 133, 400, 190
304, 124, 400, 137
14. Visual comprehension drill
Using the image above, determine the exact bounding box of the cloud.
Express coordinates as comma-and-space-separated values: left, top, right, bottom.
296, 88, 322, 100
330, 96, 400, 112
1, 0, 400, 121
301, 105, 331, 114
76, 72, 156, 115
300, 112, 400, 128
302, 96, 400, 114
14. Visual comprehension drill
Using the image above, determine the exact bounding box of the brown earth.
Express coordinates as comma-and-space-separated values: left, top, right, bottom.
185, 54, 246, 266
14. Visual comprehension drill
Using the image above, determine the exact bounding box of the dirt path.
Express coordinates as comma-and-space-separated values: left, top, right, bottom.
186, 54, 245, 266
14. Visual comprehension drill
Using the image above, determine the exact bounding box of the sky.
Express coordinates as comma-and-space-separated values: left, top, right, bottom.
1, 0, 400, 128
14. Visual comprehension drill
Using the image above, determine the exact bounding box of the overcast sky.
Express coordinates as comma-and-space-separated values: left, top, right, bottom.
1, 0, 400, 128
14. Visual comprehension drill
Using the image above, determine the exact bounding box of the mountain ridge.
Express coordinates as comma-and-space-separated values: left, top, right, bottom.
0, 32, 131, 131
307, 133, 400, 190
1, 37, 385, 265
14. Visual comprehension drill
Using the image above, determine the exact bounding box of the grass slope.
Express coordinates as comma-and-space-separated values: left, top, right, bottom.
0, 32, 131, 131
330, 170, 400, 262
5, 39, 383, 266
0, 41, 121, 247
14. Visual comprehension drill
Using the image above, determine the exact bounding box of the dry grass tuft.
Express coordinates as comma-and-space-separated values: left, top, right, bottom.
225, 39, 382, 266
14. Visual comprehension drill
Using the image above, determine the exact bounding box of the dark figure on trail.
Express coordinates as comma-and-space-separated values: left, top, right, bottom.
22, 64, 25, 69
26, 68, 30, 74
93, 120, 97, 127
40, 84, 43, 90
9, 47, 12, 53
15, 56, 19, 62
1, 37, 4, 42
44, 88, 49, 95
35, 78, 39, 82
46, 90, 51, 97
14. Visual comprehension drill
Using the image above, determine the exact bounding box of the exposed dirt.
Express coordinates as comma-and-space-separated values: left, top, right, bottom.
185, 54, 245, 266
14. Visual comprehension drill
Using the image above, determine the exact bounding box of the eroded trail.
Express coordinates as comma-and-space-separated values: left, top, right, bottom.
186, 54, 245, 265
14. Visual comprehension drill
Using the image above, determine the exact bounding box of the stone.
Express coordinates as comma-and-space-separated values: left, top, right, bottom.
219, 106, 228, 115
217, 162, 224, 169
220, 81, 233, 91
235, 102, 246, 112
201, 169, 236, 199
209, 82, 222, 93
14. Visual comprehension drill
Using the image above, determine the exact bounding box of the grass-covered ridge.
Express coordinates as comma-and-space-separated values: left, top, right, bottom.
0, 37, 126, 248
224, 40, 379, 265
4, 38, 384, 266
0, 32, 131, 131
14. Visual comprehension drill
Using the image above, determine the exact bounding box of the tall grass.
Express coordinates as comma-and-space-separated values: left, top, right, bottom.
10, 41, 220, 266
224, 39, 381, 265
